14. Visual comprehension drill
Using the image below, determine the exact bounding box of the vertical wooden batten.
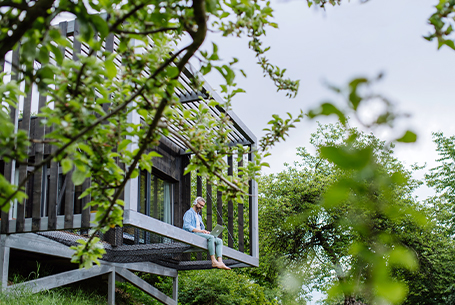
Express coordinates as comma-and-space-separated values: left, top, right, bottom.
48, 21, 68, 230
16, 85, 33, 233
227, 155, 234, 248
238, 158, 244, 253
31, 94, 47, 231
216, 187, 223, 240
206, 181, 212, 231
1, 49, 20, 233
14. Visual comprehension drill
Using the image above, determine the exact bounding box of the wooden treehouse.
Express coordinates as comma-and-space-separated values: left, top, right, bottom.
0, 18, 259, 305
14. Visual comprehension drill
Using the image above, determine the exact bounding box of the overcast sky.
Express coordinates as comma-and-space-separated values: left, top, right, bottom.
196, 0, 455, 199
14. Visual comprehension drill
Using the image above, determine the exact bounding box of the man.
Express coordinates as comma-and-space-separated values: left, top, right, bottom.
183, 196, 231, 270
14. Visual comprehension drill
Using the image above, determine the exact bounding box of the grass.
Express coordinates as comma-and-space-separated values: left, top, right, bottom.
0, 286, 107, 305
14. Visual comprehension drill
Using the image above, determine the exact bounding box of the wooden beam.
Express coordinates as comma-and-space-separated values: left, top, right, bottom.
6, 265, 114, 294
116, 267, 177, 305
123, 210, 258, 267
106, 261, 177, 277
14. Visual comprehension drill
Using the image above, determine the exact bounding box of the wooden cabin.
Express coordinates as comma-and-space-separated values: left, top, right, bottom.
0, 18, 258, 305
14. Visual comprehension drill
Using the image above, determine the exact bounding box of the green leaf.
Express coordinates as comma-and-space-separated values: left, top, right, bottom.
105, 59, 117, 79
320, 146, 372, 170
308, 103, 347, 126
118, 139, 132, 151
72, 167, 87, 186
396, 130, 417, 143
166, 66, 179, 78
62, 158, 73, 174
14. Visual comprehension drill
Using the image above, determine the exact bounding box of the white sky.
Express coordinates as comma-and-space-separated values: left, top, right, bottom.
195, 0, 455, 201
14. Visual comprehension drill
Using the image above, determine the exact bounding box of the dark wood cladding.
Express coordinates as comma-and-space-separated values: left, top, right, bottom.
150, 136, 181, 182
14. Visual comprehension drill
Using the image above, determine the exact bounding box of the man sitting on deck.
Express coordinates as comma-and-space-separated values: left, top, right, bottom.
183, 196, 231, 270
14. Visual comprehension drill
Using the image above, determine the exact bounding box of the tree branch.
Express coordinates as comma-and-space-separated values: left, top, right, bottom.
0, 0, 55, 59
114, 27, 178, 35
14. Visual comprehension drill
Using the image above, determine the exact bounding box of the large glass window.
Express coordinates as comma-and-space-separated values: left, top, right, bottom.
138, 170, 173, 225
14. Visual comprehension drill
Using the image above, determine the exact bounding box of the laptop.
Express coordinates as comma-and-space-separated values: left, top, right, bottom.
209, 224, 225, 237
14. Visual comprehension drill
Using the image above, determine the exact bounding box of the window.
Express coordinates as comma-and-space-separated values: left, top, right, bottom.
138, 170, 173, 225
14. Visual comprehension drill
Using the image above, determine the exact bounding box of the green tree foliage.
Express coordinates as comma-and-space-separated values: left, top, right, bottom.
256, 121, 428, 304
425, 132, 455, 234
0, 0, 302, 267
178, 269, 278, 305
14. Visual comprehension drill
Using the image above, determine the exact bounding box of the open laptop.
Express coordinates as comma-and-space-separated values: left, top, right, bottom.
209, 224, 225, 237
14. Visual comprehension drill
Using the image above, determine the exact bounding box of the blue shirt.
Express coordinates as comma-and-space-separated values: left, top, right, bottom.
183, 208, 205, 232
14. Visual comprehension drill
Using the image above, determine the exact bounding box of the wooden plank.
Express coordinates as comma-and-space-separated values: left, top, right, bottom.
72, 20, 81, 61
106, 261, 177, 277
64, 169, 74, 228
16, 85, 33, 232
2, 48, 20, 233
48, 22, 68, 230
248, 149, 253, 256
196, 174, 203, 260
31, 94, 47, 231
7, 265, 114, 294
217, 188, 222, 240
124, 210, 259, 267
116, 267, 176, 305
206, 182, 212, 231
238, 158, 244, 252
47, 159, 59, 229
181, 155, 191, 225
227, 155, 233, 248
103, 34, 114, 114
81, 178, 91, 228
180, 155, 191, 260
197, 175, 202, 197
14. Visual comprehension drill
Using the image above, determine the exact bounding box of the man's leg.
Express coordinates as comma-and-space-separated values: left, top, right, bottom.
194, 233, 219, 267
215, 237, 230, 270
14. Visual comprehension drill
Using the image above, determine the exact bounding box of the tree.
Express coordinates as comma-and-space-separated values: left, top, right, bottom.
425, 132, 455, 235
0, 0, 302, 267
255, 121, 427, 304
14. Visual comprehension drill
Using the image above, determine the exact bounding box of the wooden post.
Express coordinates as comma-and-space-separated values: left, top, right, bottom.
1, 48, 20, 234
31, 94, 47, 231
0, 235, 10, 291
16, 86, 33, 233
206, 181, 212, 231
238, 158, 244, 252
217, 187, 223, 240
181, 155, 191, 260
227, 155, 234, 248
108, 270, 115, 305
196, 175, 203, 260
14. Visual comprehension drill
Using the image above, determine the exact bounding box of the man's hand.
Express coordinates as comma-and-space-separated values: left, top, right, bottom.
201, 230, 210, 234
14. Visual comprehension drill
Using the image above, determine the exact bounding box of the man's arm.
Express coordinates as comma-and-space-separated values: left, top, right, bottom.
182, 210, 195, 232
